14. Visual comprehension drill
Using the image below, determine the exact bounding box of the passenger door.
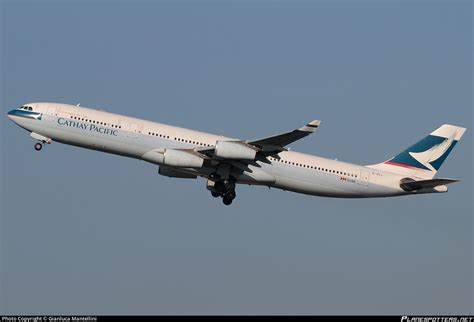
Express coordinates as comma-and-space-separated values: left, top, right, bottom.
127, 122, 141, 138
359, 169, 370, 186
46, 105, 59, 119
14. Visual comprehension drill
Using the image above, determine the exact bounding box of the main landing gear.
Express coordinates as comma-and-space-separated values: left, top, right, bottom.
207, 176, 237, 206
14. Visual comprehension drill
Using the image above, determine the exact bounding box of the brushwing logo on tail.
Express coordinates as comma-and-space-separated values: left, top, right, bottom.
409, 135, 455, 172
385, 135, 457, 172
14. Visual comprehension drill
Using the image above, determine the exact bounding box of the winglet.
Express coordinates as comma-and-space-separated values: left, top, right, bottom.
299, 120, 321, 132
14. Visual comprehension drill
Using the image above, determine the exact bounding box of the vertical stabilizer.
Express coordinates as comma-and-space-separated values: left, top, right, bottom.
366, 124, 466, 179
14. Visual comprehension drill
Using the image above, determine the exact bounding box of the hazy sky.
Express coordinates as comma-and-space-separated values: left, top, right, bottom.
1, 0, 472, 315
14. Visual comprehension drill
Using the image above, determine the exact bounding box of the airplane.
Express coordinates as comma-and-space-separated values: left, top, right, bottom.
7, 102, 467, 205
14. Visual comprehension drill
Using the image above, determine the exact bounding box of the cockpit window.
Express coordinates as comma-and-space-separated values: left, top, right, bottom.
18, 105, 33, 111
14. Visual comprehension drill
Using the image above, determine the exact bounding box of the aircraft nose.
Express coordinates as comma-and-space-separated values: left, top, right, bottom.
7, 109, 16, 121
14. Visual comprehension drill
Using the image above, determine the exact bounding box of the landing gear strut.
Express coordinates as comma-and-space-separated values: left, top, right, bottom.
34, 143, 42, 151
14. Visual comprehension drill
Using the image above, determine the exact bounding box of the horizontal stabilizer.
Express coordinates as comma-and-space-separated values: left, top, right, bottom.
399, 178, 459, 191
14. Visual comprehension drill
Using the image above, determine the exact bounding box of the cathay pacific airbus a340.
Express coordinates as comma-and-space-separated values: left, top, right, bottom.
7, 102, 466, 205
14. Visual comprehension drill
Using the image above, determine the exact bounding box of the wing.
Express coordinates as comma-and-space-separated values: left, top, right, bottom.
197, 119, 321, 156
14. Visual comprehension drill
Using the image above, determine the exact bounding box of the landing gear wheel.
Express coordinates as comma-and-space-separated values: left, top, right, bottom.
224, 190, 236, 201
34, 143, 43, 151
211, 191, 221, 198
223, 197, 233, 206
222, 189, 236, 205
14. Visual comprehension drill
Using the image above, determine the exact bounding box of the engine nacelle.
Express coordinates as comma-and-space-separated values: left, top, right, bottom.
159, 166, 197, 179
163, 148, 204, 168
214, 141, 257, 160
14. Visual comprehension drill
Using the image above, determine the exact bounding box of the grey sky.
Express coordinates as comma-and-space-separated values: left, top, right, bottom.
1, 0, 472, 314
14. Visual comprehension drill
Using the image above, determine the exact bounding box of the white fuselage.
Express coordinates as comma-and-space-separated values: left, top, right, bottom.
8, 102, 417, 198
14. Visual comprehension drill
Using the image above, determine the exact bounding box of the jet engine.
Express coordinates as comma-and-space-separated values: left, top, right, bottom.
163, 148, 204, 168
214, 141, 257, 160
